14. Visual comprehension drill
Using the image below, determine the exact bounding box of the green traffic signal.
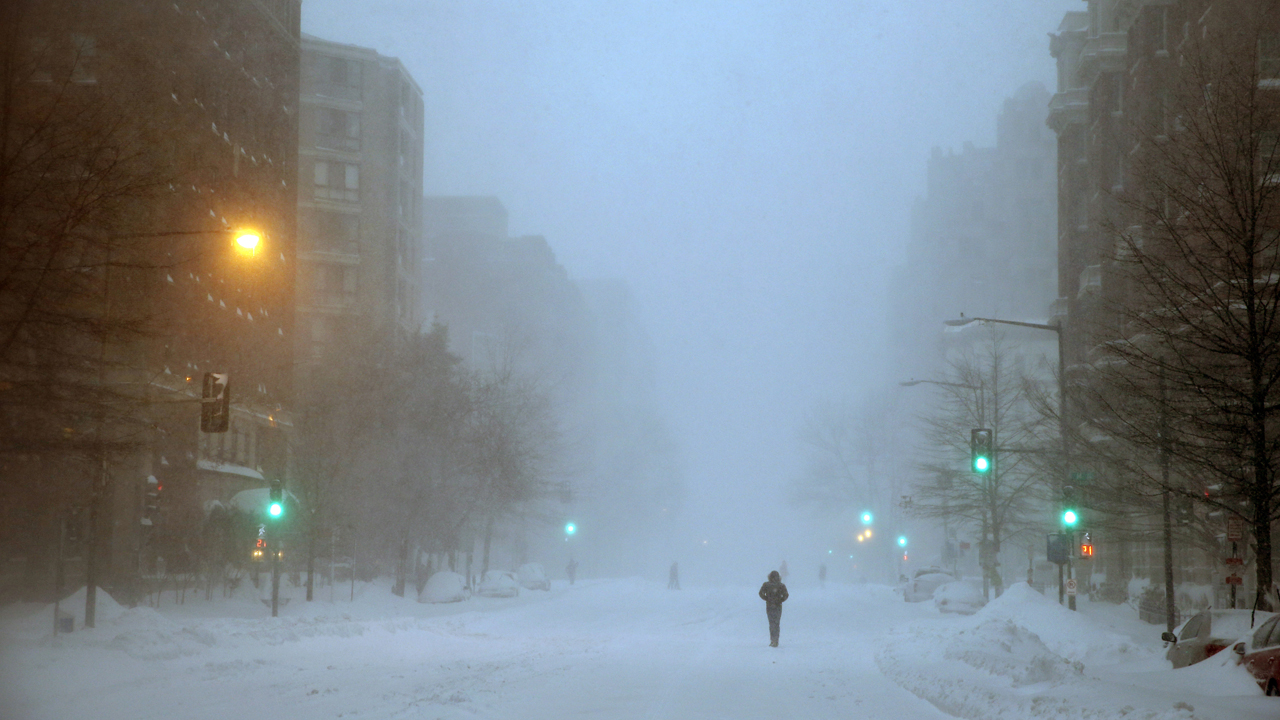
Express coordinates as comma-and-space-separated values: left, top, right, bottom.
970, 429, 993, 474
1062, 509, 1078, 526
267, 480, 284, 520
897, 535, 908, 547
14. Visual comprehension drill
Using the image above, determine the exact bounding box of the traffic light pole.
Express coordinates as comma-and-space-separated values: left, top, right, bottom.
271, 525, 281, 618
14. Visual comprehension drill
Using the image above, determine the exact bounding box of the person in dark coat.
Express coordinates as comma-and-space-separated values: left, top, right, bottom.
758, 569, 789, 647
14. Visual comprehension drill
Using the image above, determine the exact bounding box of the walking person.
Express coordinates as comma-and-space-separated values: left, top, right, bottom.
758, 569, 789, 647
818, 563, 827, 588
668, 561, 680, 590
566, 558, 578, 585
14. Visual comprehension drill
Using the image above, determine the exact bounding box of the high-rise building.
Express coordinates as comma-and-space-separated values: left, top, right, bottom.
296, 35, 424, 362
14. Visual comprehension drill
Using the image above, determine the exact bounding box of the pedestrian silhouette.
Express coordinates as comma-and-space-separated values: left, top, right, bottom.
566, 558, 578, 585
759, 570, 789, 647
668, 561, 680, 590
818, 563, 827, 588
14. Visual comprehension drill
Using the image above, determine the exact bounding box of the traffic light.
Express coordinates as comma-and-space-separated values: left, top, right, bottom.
142, 475, 160, 527
1062, 508, 1079, 527
897, 535, 908, 548
970, 428, 993, 473
564, 522, 576, 536
201, 372, 230, 433
860, 511, 873, 525
1047, 532, 1069, 564
1079, 530, 1094, 558
268, 480, 284, 519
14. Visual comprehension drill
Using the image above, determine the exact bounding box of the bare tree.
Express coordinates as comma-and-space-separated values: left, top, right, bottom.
905, 332, 1050, 598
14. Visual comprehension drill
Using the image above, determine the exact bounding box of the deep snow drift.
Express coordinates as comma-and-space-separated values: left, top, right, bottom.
1, 577, 1275, 719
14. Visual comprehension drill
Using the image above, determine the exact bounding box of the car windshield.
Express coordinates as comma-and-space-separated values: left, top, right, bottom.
8, 2, 1280, 718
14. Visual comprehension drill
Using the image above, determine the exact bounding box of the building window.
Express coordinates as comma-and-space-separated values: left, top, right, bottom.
1261, 35, 1280, 80
314, 160, 359, 201
317, 108, 360, 151
319, 55, 362, 100
301, 211, 359, 252
314, 263, 357, 306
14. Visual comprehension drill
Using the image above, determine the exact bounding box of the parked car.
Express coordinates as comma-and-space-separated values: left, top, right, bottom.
517, 563, 550, 591
476, 570, 521, 598
1232, 613, 1280, 695
903, 567, 954, 603
933, 580, 986, 615
420, 571, 469, 603
1162, 608, 1275, 668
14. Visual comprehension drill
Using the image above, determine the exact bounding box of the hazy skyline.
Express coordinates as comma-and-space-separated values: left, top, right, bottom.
303, 0, 1077, 577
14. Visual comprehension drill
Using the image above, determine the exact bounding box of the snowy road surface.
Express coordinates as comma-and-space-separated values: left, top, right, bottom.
2, 578, 1278, 720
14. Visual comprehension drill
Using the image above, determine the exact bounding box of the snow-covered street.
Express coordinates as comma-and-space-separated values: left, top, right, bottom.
2, 579, 1277, 720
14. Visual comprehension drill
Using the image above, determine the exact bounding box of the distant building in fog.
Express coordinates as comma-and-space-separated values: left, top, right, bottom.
888, 81, 1058, 381
296, 35, 424, 364
421, 196, 590, 380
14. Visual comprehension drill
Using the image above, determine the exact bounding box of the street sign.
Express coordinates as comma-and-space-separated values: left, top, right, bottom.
1225, 557, 1244, 566
1065, 578, 1077, 596
1226, 575, 1244, 586
1227, 517, 1244, 542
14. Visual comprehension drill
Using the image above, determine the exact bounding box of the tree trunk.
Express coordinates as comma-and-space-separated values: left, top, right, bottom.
392, 537, 407, 597
482, 516, 494, 577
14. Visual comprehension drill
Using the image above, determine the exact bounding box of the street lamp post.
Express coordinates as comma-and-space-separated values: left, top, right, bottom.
946, 315, 1075, 610
83, 227, 264, 628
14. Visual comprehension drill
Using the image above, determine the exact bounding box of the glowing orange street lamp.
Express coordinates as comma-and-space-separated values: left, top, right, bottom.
234, 231, 261, 255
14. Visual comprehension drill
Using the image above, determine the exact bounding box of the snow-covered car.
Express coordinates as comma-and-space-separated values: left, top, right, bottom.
933, 580, 986, 615
1231, 613, 1280, 695
476, 570, 520, 598
1162, 608, 1275, 668
517, 563, 550, 591
420, 571, 469, 603
903, 567, 954, 602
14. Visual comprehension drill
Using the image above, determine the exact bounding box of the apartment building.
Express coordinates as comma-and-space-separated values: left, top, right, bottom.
296, 35, 424, 362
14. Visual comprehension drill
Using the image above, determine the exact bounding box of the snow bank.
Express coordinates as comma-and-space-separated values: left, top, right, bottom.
874, 583, 1202, 720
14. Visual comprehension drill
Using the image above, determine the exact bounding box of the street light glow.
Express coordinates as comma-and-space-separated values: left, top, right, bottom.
234, 232, 261, 253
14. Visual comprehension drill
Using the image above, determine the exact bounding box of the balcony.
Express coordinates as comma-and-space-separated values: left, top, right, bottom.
1048, 88, 1089, 132
1080, 32, 1128, 79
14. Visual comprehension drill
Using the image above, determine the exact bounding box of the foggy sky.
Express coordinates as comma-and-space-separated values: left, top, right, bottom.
302, 0, 1076, 579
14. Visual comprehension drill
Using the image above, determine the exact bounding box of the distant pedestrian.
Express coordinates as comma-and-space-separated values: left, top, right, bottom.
668, 561, 680, 590
566, 558, 578, 585
759, 570, 789, 647
779, 560, 789, 582
818, 563, 827, 588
